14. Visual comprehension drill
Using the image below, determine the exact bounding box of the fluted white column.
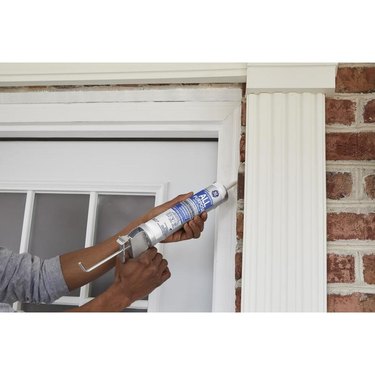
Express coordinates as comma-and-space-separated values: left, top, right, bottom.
242, 64, 337, 312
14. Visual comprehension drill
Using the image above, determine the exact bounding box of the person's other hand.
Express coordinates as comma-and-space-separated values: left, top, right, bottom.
113, 247, 170, 305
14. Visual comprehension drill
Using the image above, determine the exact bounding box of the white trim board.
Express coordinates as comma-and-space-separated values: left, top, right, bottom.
0, 88, 241, 139
0, 63, 247, 86
0, 87, 242, 104
242, 64, 336, 312
246, 63, 337, 94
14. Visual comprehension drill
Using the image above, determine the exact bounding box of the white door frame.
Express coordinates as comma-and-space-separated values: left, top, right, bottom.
0, 87, 242, 312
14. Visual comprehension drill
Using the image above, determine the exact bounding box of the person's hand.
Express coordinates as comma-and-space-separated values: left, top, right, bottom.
113, 247, 170, 305
69, 247, 170, 312
142, 193, 208, 243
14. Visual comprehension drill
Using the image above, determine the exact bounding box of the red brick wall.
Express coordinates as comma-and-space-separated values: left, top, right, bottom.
326, 64, 375, 312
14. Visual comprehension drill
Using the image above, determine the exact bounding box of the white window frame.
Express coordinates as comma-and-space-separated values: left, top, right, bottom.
0, 87, 241, 312
0, 182, 165, 311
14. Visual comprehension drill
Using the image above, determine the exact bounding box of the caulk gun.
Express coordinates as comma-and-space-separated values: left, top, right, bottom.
78, 181, 236, 272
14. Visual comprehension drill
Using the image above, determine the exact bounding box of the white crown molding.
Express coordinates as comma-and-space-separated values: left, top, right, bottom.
0, 63, 247, 86
247, 63, 337, 93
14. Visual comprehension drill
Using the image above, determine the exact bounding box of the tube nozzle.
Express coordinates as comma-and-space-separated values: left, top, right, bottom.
225, 181, 237, 191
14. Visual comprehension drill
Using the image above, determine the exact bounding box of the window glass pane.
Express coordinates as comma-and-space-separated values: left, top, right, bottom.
29, 193, 89, 297
90, 195, 155, 298
0, 193, 26, 252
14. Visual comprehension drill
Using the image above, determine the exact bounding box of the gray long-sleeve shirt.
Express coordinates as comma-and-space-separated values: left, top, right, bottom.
0, 247, 69, 312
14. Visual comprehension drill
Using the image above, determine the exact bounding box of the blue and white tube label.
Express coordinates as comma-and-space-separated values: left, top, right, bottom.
144, 183, 227, 243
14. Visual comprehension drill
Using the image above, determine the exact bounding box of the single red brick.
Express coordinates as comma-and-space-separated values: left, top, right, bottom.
361, 294, 375, 311
326, 172, 353, 199
326, 98, 356, 125
327, 213, 375, 241
328, 293, 375, 312
236, 211, 244, 240
326, 133, 358, 160
240, 134, 246, 162
358, 132, 375, 159
363, 254, 375, 284
336, 67, 375, 93
327, 254, 355, 283
326, 132, 375, 160
364, 99, 375, 123
235, 287, 241, 312
328, 293, 362, 312
235, 252, 242, 280
364, 175, 375, 199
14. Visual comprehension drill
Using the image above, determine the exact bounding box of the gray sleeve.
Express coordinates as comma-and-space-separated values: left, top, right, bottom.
0, 247, 69, 308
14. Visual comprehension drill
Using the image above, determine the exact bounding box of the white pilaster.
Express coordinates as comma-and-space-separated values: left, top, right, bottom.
242, 64, 337, 312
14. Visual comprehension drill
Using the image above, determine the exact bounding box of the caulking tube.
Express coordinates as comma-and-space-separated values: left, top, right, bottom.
120, 181, 235, 258
79, 181, 237, 272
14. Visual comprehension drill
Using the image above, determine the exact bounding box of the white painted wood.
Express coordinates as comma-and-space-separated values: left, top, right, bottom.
0, 101, 238, 139
0, 102, 238, 123
19, 191, 35, 255
13, 191, 35, 311
52, 296, 81, 306
52, 296, 147, 310
0, 63, 247, 86
0, 87, 242, 104
71, 297, 148, 310
0, 181, 166, 195
247, 63, 337, 94
212, 106, 240, 311
80, 192, 98, 305
242, 92, 327, 312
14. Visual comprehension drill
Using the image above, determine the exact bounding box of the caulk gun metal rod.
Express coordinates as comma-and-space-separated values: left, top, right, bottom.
78, 247, 125, 273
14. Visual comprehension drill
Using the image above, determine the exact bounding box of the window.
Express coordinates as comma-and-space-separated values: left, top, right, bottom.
0, 187, 156, 312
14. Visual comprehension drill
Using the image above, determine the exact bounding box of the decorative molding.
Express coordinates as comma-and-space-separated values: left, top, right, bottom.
0, 63, 247, 86
242, 92, 327, 312
0, 87, 242, 103
247, 63, 337, 94
0, 89, 240, 139
242, 63, 338, 312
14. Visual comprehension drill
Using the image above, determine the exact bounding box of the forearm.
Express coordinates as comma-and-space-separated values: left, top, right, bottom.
59, 217, 146, 291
